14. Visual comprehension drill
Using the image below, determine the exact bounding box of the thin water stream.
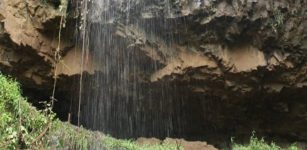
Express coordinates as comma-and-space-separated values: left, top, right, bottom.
71, 0, 201, 139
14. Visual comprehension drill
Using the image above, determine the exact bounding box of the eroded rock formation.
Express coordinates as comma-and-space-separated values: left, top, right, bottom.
1, 0, 307, 146
0, 0, 68, 88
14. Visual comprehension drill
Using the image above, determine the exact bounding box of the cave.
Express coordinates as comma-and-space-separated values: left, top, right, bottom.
1, 0, 307, 149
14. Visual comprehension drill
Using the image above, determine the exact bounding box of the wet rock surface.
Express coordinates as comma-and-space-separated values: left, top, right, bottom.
0, 0, 73, 89
1, 0, 307, 147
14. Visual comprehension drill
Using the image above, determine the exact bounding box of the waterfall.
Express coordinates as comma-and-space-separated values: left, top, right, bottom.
73, 0, 188, 139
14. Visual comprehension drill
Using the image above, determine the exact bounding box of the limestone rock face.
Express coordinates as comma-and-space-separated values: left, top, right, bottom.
1, 0, 307, 144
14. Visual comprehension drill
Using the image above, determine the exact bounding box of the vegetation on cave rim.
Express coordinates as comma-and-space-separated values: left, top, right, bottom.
0, 73, 52, 149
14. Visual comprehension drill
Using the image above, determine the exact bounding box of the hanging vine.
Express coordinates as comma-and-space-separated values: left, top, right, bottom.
31, 0, 68, 145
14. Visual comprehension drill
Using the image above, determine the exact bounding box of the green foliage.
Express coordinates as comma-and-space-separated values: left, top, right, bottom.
232, 133, 300, 150
0, 74, 53, 149
270, 8, 285, 33
0, 75, 21, 149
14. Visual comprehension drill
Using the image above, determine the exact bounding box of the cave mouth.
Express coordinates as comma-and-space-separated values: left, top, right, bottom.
18, 0, 307, 147
20, 73, 229, 143
22, 79, 209, 140
22, 76, 307, 148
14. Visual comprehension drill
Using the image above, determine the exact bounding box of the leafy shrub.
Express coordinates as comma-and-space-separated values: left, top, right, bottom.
0, 74, 52, 149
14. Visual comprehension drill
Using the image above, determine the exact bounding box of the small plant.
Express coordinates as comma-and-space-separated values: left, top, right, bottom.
232, 133, 300, 150
269, 8, 285, 33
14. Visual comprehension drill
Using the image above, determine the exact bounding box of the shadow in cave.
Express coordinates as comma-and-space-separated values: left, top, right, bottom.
21, 73, 307, 148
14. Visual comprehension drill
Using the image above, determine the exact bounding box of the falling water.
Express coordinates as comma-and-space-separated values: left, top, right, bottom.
72, 0, 193, 139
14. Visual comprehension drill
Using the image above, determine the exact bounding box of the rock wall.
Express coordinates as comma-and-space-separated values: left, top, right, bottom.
0, 0, 67, 88
1, 0, 307, 144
